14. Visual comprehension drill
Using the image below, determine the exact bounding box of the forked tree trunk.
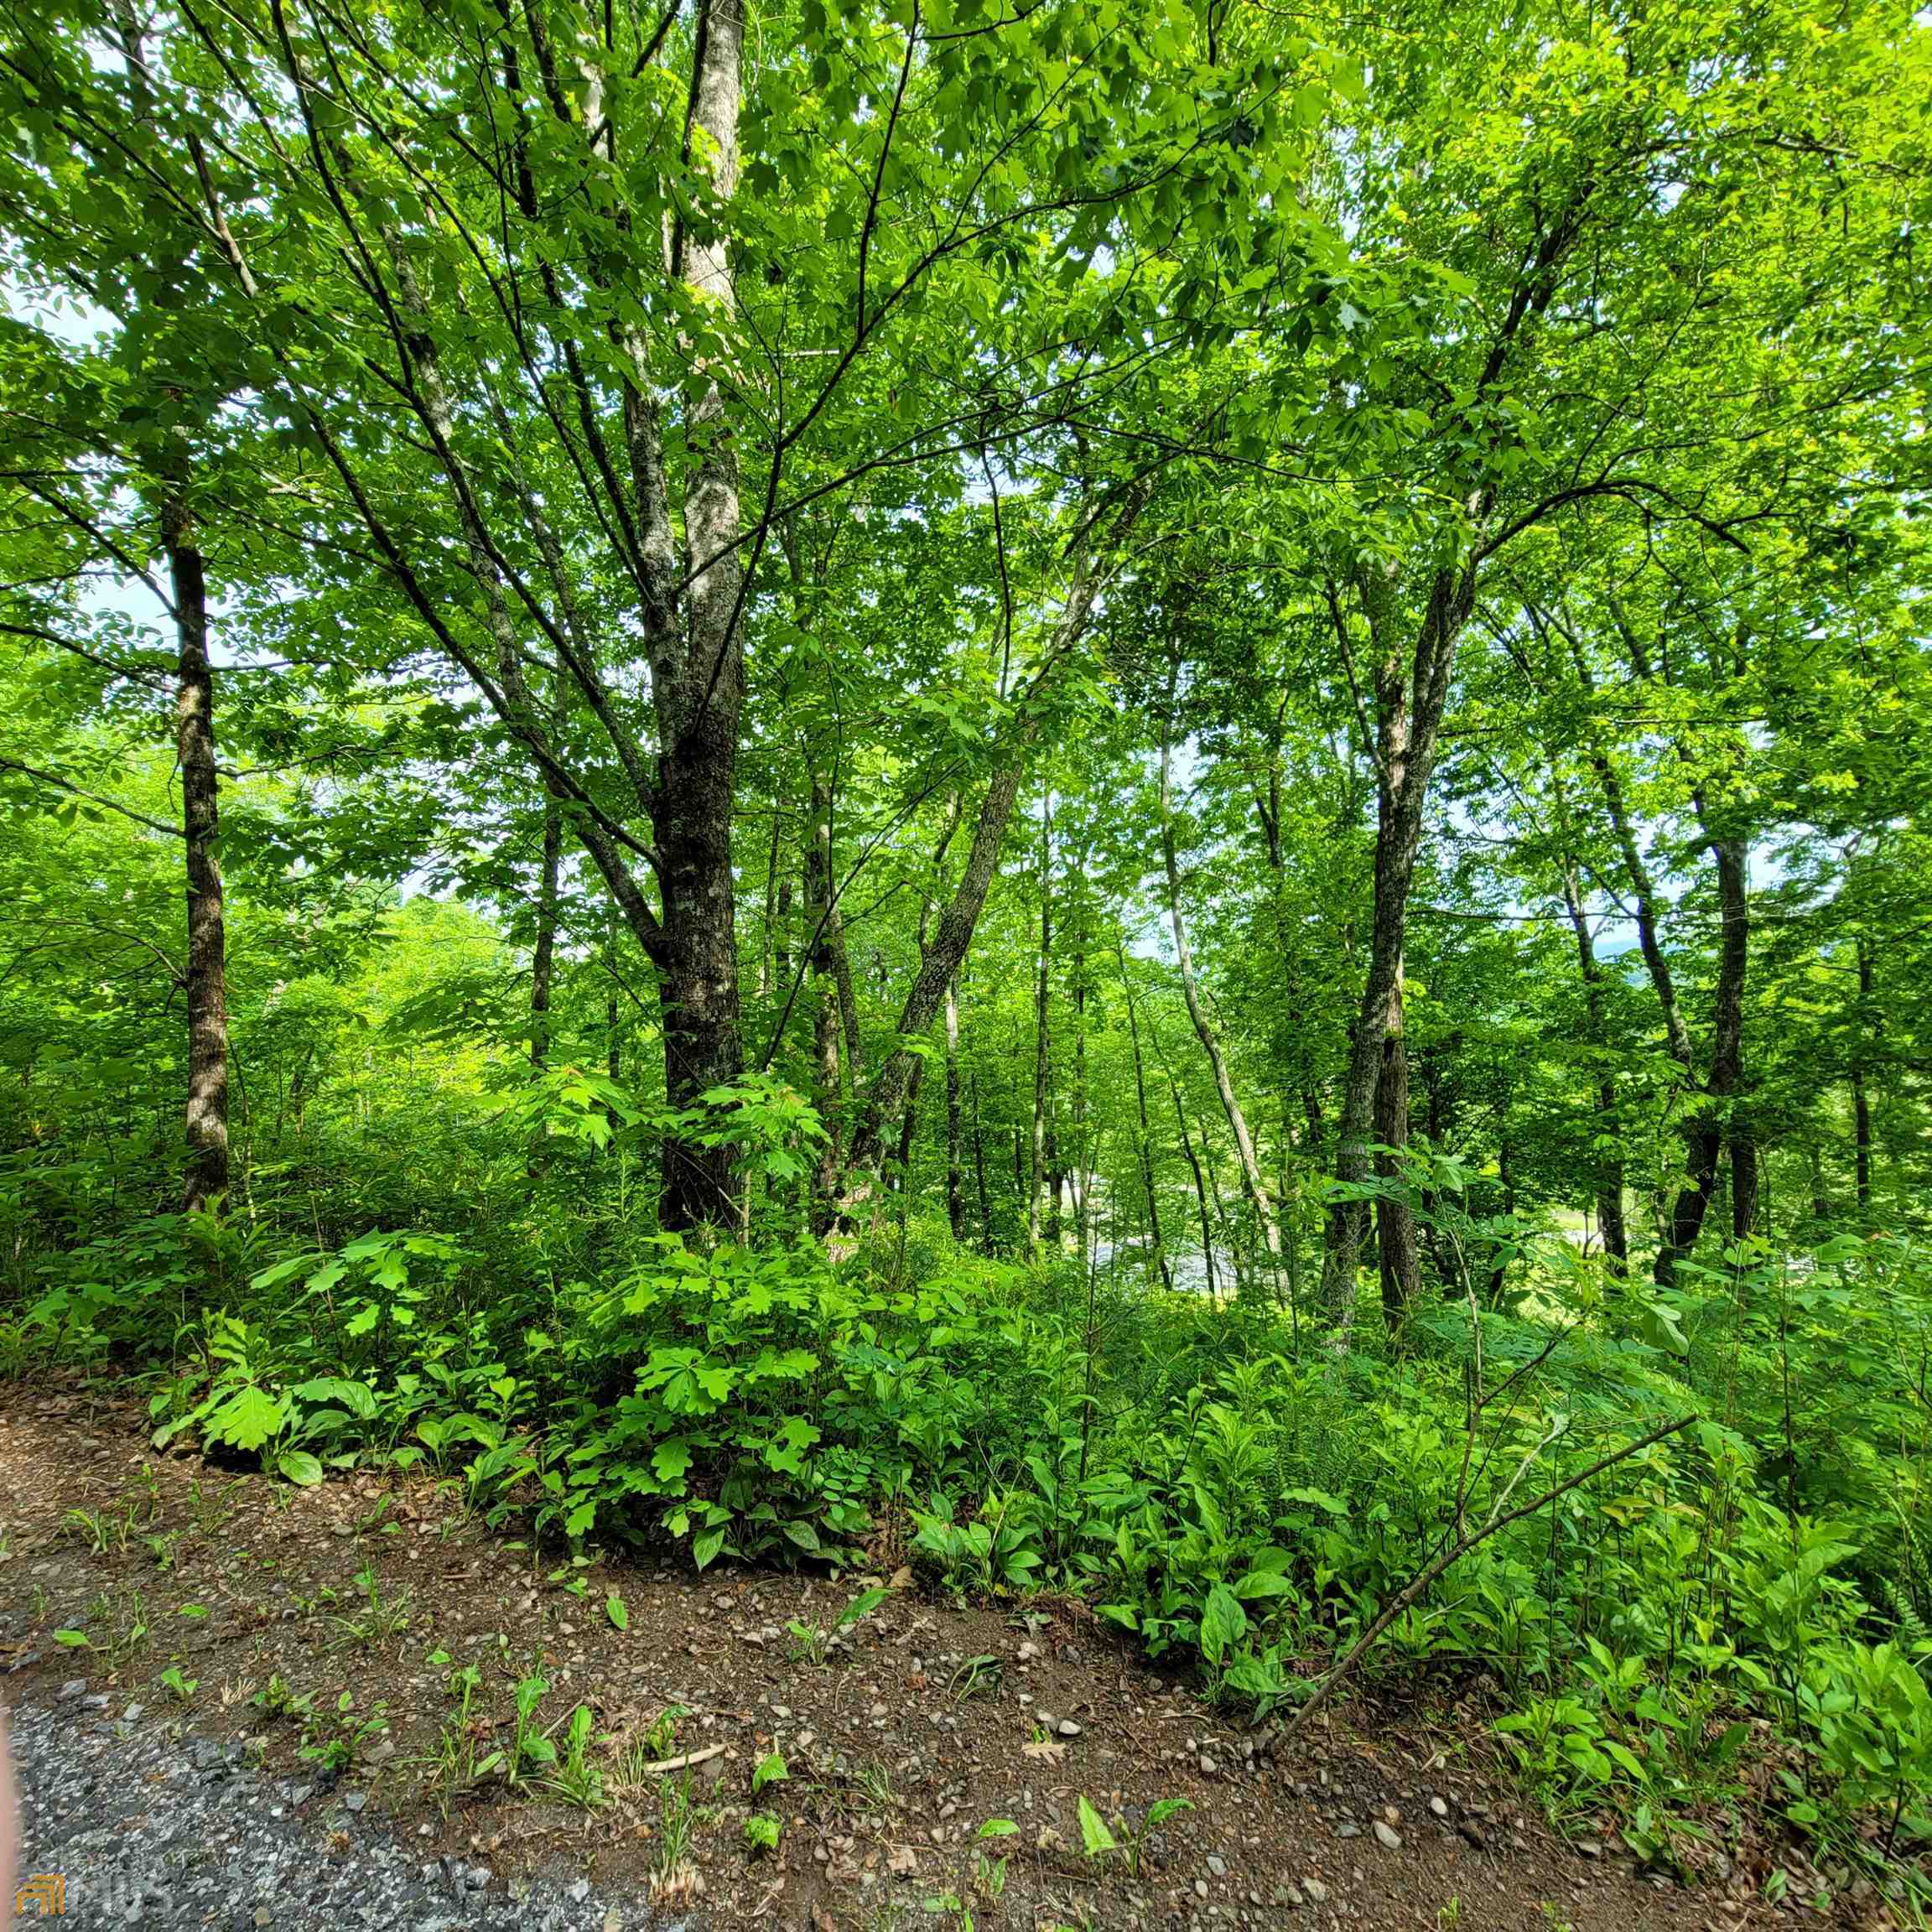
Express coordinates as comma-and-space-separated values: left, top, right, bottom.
1322, 567, 1472, 1332
165, 495, 229, 1213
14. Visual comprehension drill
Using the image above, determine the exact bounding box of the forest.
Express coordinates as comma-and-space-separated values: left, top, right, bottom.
0, 0, 1929, 1917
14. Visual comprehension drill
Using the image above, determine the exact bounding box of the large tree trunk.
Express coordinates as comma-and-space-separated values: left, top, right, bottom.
165, 497, 229, 1213
647, 0, 748, 1229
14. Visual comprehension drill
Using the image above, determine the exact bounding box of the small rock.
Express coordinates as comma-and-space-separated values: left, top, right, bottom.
569, 1879, 592, 1903
1373, 1821, 1403, 1852
1303, 1878, 1329, 1904
122, 1703, 145, 1723
58, 1679, 87, 1701
1016, 1642, 1040, 1663
1335, 1821, 1360, 1839
1198, 1756, 1218, 1776
1273, 1883, 1305, 1909
1427, 1795, 1449, 1819
344, 1791, 367, 1813
1193, 1880, 1209, 1900
1206, 1856, 1228, 1877
1576, 1838, 1602, 1859
1056, 1719, 1081, 1738
80, 1694, 109, 1711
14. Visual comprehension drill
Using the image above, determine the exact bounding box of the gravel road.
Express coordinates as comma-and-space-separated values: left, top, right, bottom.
10, 1690, 679, 1930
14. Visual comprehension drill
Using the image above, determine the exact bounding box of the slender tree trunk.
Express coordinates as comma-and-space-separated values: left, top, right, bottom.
758, 806, 782, 1000
970, 1069, 992, 1248
1118, 943, 1172, 1292
1171, 1074, 1217, 1299
804, 773, 844, 1217
1159, 722, 1284, 1289
943, 975, 965, 1241
530, 796, 562, 1067
1027, 794, 1054, 1259
1556, 848, 1628, 1270
166, 496, 229, 1213
1654, 833, 1749, 1283
1853, 937, 1873, 1214
1374, 956, 1420, 1324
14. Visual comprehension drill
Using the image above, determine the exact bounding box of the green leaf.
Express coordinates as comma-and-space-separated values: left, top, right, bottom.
1076, 1794, 1116, 1857
1199, 1582, 1248, 1666
206, 1384, 283, 1452
605, 1591, 628, 1631
277, 1449, 325, 1487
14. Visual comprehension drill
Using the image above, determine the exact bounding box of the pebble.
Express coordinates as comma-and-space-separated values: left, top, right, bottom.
1303, 1877, 1330, 1903
8, 1698, 667, 1932
58, 1679, 87, 1701
1373, 1821, 1403, 1852
1427, 1795, 1449, 1818
1056, 1719, 1081, 1738
1206, 1856, 1227, 1877
122, 1703, 145, 1723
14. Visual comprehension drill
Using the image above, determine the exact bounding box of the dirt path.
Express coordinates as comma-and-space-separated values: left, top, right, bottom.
0, 1391, 1776, 1929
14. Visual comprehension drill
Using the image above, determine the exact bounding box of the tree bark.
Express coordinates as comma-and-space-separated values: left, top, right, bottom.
165, 496, 229, 1213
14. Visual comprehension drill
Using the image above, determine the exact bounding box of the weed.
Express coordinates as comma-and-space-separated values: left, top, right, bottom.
158, 1664, 198, 1703
299, 1691, 388, 1773
650, 1772, 699, 1902
1075, 1793, 1192, 1877
787, 1586, 889, 1666
329, 1561, 411, 1648
65, 1505, 129, 1555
